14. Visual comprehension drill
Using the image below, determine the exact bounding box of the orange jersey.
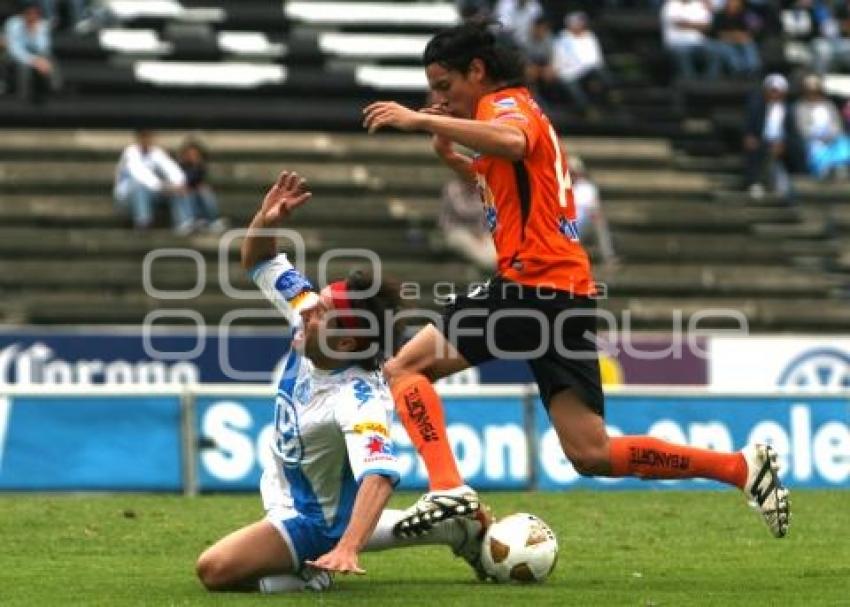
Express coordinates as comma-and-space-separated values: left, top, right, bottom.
472, 87, 595, 295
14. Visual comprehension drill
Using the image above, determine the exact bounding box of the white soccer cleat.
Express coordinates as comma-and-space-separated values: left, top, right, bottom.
393, 485, 481, 538
741, 444, 791, 538
451, 503, 493, 581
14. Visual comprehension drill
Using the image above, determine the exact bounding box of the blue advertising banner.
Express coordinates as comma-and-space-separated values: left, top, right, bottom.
535, 394, 850, 490
195, 393, 528, 492
0, 395, 182, 490
195, 391, 849, 493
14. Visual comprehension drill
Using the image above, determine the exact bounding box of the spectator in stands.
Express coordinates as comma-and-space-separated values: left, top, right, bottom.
712, 0, 762, 76
812, 0, 850, 73
552, 11, 613, 116
113, 130, 195, 233
783, 0, 834, 73
38, 0, 88, 30
660, 0, 721, 80
524, 16, 556, 98
177, 138, 227, 233
743, 73, 803, 200
4, 0, 60, 103
571, 156, 618, 267
494, 0, 543, 48
439, 177, 497, 273
795, 73, 850, 179
456, 0, 491, 22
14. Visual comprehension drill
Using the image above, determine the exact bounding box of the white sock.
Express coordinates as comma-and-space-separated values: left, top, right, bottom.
364, 509, 466, 552
257, 575, 306, 593
258, 569, 332, 593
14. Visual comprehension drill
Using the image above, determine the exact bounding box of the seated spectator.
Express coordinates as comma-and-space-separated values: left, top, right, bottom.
812, 0, 850, 73
457, 0, 491, 22
113, 130, 194, 233
524, 16, 556, 95
661, 0, 721, 80
4, 0, 60, 103
552, 11, 613, 116
743, 73, 804, 200
570, 156, 618, 267
795, 73, 850, 179
39, 0, 88, 30
783, 0, 834, 73
494, 0, 543, 49
177, 138, 227, 233
439, 177, 497, 273
712, 0, 762, 76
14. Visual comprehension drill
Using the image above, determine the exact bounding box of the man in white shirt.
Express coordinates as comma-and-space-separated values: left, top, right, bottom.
661, 0, 721, 79
195, 171, 491, 593
113, 129, 194, 232
552, 12, 612, 114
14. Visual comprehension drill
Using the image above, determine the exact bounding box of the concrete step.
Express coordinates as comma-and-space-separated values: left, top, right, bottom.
0, 226, 433, 259
0, 159, 725, 200
0, 130, 674, 166
613, 233, 837, 263
7, 289, 848, 331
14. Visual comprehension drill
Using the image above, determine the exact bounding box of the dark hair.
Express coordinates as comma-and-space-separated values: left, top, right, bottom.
179, 137, 208, 160
344, 269, 407, 371
423, 20, 525, 87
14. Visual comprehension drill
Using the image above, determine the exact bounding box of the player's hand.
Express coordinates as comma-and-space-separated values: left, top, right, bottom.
260, 170, 311, 225
363, 101, 425, 134
305, 546, 366, 575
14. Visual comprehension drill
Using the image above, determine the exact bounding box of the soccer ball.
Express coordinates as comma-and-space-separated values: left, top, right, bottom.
480, 512, 558, 583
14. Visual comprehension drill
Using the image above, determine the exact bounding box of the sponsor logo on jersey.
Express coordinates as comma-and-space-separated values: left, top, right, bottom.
494, 97, 517, 109
558, 216, 580, 241
293, 379, 311, 405
354, 422, 389, 436
484, 205, 498, 233
352, 378, 374, 406
275, 269, 314, 300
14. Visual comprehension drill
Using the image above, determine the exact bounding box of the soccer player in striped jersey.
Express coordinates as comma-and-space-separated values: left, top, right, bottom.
363, 21, 789, 540
195, 171, 491, 594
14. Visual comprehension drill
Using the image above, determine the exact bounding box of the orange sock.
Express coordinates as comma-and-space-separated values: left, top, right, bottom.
609, 436, 747, 488
391, 374, 463, 491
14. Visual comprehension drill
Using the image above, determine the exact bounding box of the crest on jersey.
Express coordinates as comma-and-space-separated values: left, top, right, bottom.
366, 434, 393, 456
494, 97, 517, 109
364, 433, 396, 465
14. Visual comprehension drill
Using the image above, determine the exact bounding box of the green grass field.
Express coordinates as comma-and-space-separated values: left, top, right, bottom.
0, 490, 847, 606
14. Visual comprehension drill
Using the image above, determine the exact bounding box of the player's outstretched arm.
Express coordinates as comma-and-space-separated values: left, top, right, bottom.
240, 170, 312, 271
363, 101, 526, 161
305, 474, 394, 575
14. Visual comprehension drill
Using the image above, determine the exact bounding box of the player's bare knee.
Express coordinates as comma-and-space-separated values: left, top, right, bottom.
196, 550, 234, 591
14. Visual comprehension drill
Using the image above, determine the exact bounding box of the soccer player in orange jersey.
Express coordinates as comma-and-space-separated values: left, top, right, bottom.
363, 21, 789, 540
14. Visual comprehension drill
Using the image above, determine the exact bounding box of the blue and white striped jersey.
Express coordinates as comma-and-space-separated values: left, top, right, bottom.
251, 254, 400, 533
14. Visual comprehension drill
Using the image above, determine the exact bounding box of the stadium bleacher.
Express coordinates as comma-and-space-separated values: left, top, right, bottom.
0, 0, 847, 330
0, 128, 847, 330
